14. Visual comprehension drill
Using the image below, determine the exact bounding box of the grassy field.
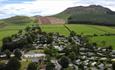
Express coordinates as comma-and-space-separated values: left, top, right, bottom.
66, 24, 115, 49
40, 24, 69, 36
0, 24, 115, 49
66, 24, 108, 35
88, 25, 115, 34
89, 36, 115, 49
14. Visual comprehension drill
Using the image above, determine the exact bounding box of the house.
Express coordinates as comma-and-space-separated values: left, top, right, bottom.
54, 46, 63, 51
24, 52, 46, 58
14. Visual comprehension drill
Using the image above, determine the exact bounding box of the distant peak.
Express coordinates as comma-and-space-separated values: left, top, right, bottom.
89, 5, 102, 7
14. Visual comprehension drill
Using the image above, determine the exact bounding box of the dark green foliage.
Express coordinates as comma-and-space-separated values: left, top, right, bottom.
44, 47, 59, 58
18, 30, 23, 35
6, 57, 21, 70
0, 63, 6, 70
14, 49, 22, 60
92, 42, 97, 46
47, 36, 53, 44
112, 62, 115, 70
70, 31, 76, 37
27, 62, 39, 70
46, 62, 55, 70
2, 37, 13, 51
71, 45, 79, 56
68, 52, 76, 62
59, 56, 69, 69
68, 13, 115, 26
63, 47, 71, 56
5, 49, 11, 59
25, 26, 31, 32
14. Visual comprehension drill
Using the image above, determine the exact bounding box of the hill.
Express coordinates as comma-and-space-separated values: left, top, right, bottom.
2, 16, 33, 24
54, 5, 115, 26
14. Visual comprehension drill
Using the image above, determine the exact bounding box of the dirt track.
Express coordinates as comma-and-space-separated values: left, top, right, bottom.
38, 16, 65, 24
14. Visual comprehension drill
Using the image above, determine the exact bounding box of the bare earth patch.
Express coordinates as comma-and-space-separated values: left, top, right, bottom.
38, 16, 65, 24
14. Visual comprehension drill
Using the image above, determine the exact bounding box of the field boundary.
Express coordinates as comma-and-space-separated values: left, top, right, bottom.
64, 24, 71, 32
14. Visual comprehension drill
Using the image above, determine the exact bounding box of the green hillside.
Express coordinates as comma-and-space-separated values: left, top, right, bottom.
2, 16, 33, 24
54, 5, 115, 25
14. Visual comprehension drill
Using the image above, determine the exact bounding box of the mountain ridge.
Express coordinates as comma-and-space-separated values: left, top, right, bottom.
53, 5, 115, 26
1, 5, 115, 26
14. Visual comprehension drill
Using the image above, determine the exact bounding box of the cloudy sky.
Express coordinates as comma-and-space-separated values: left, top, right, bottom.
0, 0, 115, 19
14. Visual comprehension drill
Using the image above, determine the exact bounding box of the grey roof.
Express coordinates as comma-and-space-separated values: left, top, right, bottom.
112, 50, 115, 55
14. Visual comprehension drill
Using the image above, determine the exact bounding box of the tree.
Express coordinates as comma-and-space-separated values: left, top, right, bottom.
59, 56, 69, 69
25, 26, 31, 32
112, 62, 115, 70
46, 62, 55, 70
63, 47, 71, 56
27, 62, 39, 70
47, 36, 53, 44
92, 42, 97, 46
2, 37, 12, 51
70, 31, 76, 37
18, 30, 23, 35
14, 49, 22, 60
71, 45, 79, 56
68, 36, 72, 43
44, 47, 59, 58
0, 63, 6, 70
6, 57, 21, 70
5, 49, 11, 59
68, 52, 76, 62
44, 48, 52, 56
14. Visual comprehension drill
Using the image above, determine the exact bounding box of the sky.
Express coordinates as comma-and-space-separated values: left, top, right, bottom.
0, 0, 115, 19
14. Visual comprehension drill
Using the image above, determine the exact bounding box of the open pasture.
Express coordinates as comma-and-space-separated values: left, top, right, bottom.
40, 24, 69, 36
89, 36, 115, 49
66, 24, 114, 35
0, 24, 115, 49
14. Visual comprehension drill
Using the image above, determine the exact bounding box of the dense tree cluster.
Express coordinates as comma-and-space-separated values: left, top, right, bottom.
0, 57, 21, 70
44, 46, 59, 58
